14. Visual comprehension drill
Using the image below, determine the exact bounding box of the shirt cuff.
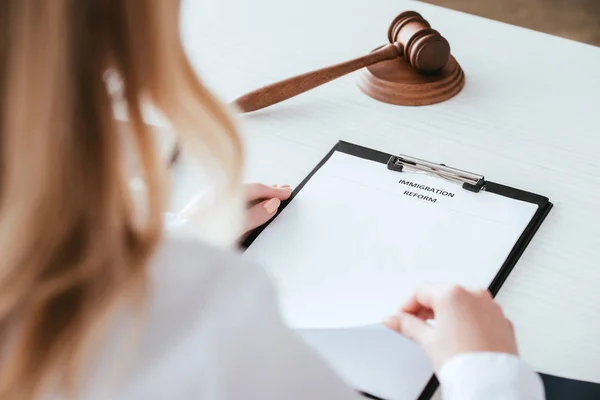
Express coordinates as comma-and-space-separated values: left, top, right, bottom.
437, 352, 545, 400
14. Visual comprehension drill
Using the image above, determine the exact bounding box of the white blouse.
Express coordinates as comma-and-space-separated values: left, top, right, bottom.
63, 221, 545, 400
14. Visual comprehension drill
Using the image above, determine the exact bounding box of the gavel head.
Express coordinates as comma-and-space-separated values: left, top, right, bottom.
388, 11, 451, 74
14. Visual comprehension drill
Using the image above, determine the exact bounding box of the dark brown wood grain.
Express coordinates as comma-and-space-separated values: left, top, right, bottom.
232, 10, 457, 112
357, 54, 464, 106
232, 43, 401, 113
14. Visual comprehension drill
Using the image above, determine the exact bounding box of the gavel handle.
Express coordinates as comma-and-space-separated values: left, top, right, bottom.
232, 43, 401, 113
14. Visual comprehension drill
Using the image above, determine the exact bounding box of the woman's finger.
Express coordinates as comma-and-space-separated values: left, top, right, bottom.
400, 285, 442, 314
415, 308, 434, 321
383, 312, 432, 345
401, 284, 473, 315
244, 198, 281, 233
245, 183, 292, 203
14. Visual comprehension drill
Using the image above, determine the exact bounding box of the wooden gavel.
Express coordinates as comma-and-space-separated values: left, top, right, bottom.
233, 11, 451, 113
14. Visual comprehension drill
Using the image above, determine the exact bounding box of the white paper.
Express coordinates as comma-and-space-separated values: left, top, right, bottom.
298, 324, 433, 400
244, 152, 538, 329
243, 151, 539, 399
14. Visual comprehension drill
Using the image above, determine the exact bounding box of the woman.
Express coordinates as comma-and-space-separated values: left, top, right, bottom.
0, 1, 545, 399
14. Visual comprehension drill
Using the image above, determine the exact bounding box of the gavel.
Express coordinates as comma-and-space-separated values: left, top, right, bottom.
233, 11, 451, 113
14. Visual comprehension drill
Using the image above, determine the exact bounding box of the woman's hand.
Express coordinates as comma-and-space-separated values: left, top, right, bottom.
384, 285, 518, 371
243, 183, 292, 235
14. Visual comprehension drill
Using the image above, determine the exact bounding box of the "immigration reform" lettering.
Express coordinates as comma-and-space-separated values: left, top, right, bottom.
403, 190, 437, 203
398, 179, 455, 198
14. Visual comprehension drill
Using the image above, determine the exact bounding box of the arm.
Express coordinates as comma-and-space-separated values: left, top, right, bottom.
216, 284, 545, 400
384, 285, 546, 400
207, 263, 545, 400
150, 236, 545, 399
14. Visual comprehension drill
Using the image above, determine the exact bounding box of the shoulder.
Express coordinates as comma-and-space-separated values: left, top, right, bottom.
149, 235, 248, 286
146, 236, 273, 331
149, 235, 272, 293
79, 238, 276, 399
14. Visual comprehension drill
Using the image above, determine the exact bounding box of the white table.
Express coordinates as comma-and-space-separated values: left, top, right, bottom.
174, 0, 600, 387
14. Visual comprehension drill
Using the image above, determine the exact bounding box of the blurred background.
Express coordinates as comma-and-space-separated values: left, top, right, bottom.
421, 0, 600, 46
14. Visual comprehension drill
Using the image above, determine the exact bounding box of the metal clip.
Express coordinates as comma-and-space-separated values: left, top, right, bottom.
387, 154, 485, 192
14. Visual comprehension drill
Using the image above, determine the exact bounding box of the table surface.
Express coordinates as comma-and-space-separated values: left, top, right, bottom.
173, 0, 600, 385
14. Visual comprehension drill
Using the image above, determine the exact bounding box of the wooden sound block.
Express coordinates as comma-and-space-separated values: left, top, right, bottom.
357, 54, 465, 106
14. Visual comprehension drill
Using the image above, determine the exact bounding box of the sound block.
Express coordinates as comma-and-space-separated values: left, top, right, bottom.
357, 55, 465, 106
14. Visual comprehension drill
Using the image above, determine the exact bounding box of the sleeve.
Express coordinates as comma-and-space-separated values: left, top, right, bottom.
437, 352, 546, 400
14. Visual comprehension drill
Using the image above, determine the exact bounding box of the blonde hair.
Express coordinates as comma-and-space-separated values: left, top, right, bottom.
0, 1, 243, 398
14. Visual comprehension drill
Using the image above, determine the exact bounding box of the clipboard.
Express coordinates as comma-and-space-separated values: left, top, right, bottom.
242, 140, 553, 400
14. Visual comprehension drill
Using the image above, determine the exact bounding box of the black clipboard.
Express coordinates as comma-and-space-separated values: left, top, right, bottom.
540, 373, 600, 400
242, 140, 554, 400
